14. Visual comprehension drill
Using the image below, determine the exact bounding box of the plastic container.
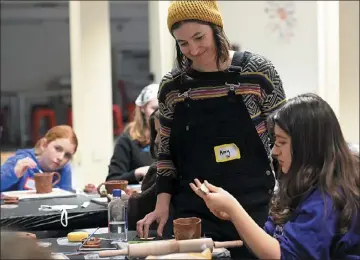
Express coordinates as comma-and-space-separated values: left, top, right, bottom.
108, 189, 128, 241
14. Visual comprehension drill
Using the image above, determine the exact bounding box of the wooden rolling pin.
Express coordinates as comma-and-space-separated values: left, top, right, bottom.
98, 238, 243, 258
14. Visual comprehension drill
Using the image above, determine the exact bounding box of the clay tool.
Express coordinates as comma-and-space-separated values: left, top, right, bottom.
77, 227, 99, 251
199, 183, 209, 195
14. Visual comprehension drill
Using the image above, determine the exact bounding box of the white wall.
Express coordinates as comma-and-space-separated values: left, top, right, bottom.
0, 1, 149, 92
219, 1, 318, 99
219, 1, 358, 143
339, 1, 359, 144
69, 1, 114, 188
148, 1, 176, 84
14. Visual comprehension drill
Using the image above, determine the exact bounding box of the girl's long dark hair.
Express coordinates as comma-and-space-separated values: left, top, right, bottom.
268, 93, 359, 233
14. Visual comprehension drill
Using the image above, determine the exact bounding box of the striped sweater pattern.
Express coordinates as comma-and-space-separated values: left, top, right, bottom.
157, 52, 286, 179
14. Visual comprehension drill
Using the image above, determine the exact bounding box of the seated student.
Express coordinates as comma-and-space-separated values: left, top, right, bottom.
190, 93, 360, 260
127, 109, 159, 230
1, 125, 78, 192
107, 84, 159, 184
128, 109, 175, 235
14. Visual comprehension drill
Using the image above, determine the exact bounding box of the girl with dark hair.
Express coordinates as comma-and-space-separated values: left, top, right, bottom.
191, 93, 360, 259
137, 1, 286, 258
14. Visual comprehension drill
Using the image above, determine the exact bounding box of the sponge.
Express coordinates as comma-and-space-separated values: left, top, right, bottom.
67, 231, 89, 242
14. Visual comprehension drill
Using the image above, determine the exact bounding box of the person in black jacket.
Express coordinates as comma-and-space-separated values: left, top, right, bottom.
128, 109, 175, 234
106, 84, 159, 184
128, 109, 159, 230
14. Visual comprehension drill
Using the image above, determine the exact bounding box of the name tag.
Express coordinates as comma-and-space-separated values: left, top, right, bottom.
24, 178, 36, 190
214, 143, 241, 163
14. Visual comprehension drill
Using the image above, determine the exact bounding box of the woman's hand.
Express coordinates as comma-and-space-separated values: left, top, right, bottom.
189, 179, 240, 221
84, 183, 97, 193
14, 157, 37, 178
136, 207, 169, 238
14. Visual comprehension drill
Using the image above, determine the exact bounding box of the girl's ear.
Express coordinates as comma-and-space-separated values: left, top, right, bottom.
39, 138, 49, 151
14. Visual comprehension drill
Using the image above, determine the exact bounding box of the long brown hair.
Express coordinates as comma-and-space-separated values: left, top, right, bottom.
124, 106, 150, 146
34, 125, 78, 155
171, 20, 231, 72
268, 93, 359, 233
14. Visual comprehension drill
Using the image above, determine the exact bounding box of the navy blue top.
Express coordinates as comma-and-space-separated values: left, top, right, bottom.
1, 149, 72, 192
264, 189, 360, 260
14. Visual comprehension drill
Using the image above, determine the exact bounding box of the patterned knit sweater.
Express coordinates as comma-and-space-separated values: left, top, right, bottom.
156, 51, 287, 194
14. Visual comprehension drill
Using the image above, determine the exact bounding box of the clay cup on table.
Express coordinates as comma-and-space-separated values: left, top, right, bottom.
97, 180, 128, 200
34, 172, 61, 194
173, 217, 202, 240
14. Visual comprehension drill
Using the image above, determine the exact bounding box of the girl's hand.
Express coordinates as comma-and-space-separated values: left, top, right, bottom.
135, 166, 150, 181
189, 179, 240, 221
14, 157, 37, 178
84, 183, 97, 193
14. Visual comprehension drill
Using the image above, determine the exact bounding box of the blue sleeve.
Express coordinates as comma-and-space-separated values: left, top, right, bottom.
278, 200, 337, 260
57, 164, 73, 191
263, 216, 276, 235
1, 155, 24, 192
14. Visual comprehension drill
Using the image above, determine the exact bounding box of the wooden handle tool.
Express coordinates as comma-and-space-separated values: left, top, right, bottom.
98, 238, 243, 258
214, 240, 243, 248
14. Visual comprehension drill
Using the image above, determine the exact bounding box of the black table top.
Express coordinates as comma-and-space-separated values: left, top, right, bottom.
44, 231, 140, 259
1, 194, 107, 232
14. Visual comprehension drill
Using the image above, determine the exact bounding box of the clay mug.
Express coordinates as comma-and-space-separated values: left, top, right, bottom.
173, 217, 202, 240
97, 180, 128, 197
34, 172, 61, 194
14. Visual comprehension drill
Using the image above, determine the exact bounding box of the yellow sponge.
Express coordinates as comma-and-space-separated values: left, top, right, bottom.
67, 231, 89, 242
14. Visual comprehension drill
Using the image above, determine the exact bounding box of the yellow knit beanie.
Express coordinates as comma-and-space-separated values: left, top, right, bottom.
167, 1, 223, 32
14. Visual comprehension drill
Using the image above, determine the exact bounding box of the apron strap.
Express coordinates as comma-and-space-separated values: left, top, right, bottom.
228, 51, 247, 72
227, 51, 274, 95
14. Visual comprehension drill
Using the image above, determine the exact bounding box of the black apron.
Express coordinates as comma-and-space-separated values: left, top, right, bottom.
169, 52, 275, 258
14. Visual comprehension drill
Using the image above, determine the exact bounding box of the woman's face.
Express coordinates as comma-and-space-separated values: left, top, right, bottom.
172, 22, 216, 70
141, 97, 158, 121
40, 138, 76, 171
271, 125, 292, 174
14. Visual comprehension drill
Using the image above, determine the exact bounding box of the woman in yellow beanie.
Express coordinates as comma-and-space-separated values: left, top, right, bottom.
137, 1, 287, 258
